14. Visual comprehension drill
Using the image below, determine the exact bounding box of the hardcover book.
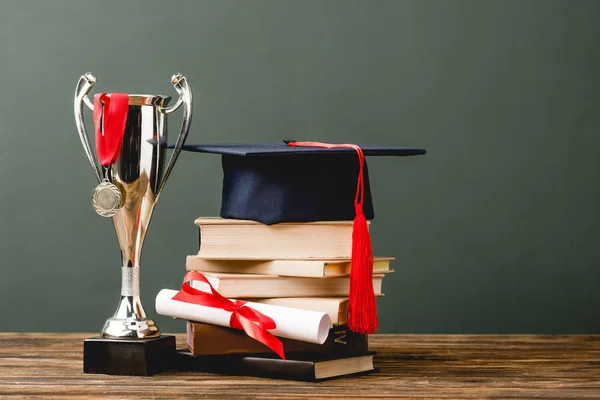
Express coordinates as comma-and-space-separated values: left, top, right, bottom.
194, 218, 362, 259
186, 256, 393, 278
175, 351, 377, 382
192, 272, 385, 298
187, 322, 367, 356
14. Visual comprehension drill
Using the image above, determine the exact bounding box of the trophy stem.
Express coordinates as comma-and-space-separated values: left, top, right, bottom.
100, 266, 161, 339
121, 265, 140, 297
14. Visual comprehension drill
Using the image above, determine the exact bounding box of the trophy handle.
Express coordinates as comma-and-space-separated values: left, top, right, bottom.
158, 73, 193, 194
74, 72, 102, 183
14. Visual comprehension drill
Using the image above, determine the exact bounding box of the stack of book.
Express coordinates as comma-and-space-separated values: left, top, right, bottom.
176, 217, 393, 381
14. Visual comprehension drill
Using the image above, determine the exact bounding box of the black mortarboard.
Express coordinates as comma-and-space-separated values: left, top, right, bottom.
181, 140, 425, 334
180, 141, 425, 225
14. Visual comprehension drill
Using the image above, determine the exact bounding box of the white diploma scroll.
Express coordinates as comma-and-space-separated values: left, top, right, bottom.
156, 289, 332, 344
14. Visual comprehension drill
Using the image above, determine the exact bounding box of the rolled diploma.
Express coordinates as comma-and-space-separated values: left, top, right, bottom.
156, 289, 332, 344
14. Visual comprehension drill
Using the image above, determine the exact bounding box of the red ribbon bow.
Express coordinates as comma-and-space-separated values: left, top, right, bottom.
171, 271, 286, 360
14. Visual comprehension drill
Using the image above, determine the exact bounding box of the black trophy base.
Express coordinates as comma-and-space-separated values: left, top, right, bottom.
84, 335, 176, 376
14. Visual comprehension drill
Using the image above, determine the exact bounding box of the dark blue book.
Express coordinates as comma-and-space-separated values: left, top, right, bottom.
174, 351, 377, 382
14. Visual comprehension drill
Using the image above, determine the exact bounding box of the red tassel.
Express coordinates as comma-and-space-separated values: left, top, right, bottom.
348, 204, 378, 333
286, 141, 378, 334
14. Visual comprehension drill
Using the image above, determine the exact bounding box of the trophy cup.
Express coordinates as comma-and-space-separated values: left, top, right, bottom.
74, 72, 192, 375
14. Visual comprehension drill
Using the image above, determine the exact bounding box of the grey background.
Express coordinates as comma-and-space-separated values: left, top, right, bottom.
0, 0, 598, 334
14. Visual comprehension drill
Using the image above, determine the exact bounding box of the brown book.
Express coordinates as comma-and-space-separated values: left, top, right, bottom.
256, 296, 386, 326
195, 217, 364, 259
187, 321, 368, 356
193, 271, 385, 298
186, 255, 394, 277
255, 297, 350, 325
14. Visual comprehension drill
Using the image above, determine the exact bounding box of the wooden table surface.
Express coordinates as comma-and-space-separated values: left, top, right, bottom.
0, 333, 598, 399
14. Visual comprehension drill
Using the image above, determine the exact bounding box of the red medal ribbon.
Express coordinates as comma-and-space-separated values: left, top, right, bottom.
93, 93, 129, 167
286, 141, 378, 334
171, 271, 286, 360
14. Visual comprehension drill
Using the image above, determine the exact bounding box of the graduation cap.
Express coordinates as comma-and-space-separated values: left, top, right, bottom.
181, 141, 426, 333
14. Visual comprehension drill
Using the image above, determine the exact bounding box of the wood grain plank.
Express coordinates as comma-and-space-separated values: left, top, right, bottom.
0, 334, 598, 399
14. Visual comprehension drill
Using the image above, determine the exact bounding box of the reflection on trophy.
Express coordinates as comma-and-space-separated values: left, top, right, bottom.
74, 72, 192, 375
